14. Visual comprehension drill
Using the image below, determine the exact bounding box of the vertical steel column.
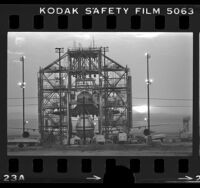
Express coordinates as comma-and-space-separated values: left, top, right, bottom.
66, 90, 70, 145
38, 69, 43, 141
67, 52, 72, 145
83, 96, 86, 144
98, 48, 103, 134
59, 50, 63, 144
127, 75, 132, 134
55, 47, 64, 144
103, 47, 109, 138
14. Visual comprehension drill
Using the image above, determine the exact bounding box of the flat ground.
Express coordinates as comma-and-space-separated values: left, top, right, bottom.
7, 142, 192, 156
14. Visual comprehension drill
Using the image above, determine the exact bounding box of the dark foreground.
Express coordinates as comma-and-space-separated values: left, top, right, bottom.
7, 142, 192, 156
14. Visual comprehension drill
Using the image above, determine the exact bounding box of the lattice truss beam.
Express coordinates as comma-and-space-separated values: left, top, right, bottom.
38, 47, 132, 141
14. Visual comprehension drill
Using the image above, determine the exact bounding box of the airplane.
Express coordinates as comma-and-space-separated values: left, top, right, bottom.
132, 121, 192, 143
129, 123, 171, 143
100, 124, 167, 143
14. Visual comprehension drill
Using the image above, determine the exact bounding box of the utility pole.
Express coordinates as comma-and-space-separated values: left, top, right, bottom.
145, 52, 152, 144
55, 48, 64, 144
146, 53, 150, 133
20, 56, 25, 134
18, 56, 30, 138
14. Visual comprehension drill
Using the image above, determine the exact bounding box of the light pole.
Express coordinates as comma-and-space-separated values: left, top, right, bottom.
145, 52, 152, 140
55, 48, 64, 144
18, 56, 26, 134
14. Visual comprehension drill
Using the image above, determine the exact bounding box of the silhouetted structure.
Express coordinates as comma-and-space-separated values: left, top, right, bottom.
38, 47, 132, 144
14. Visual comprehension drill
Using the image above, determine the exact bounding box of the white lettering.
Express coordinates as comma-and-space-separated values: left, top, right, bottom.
72, 8, 79, 14
123, 8, 129, 14
109, 7, 115, 14
85, 7, 92, 15
101, 7, 107, 14
154, 8, 160, 14
93, 8, 100, 14
56, 8, 63, 14
64, 8, 71, 14
48, 7, 55, 15
39, 7, 46, 14
135, 8, 141, 14
19, 175, 25, 181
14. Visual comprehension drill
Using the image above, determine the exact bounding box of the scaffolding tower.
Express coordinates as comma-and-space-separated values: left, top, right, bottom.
38, 47, 132, 144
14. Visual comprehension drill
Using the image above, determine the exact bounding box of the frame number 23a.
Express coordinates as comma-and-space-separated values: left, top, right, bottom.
2, 174, 25, 182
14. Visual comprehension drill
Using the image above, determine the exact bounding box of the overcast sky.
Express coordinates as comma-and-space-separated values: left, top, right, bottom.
7, 32, 193, 122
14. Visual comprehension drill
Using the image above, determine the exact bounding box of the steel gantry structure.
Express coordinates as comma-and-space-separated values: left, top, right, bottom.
38, 47, 132, 144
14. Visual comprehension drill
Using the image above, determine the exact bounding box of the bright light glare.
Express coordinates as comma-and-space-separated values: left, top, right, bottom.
17, 82, 26, 88
133, 105, 148, 113
17, 82, 22, 86
145, 52, 151, 58
145, 79, 154, 84
135, 33, 161, 38
20, 56, 26, 61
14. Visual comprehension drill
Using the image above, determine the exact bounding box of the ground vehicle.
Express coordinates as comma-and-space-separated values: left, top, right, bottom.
93, 134, 105, 144
118, 132, 128, 144
70, 135, 81, 145
128, 132, 166, 144
179, 132, 192, 142
151, 134, 166, 142
179, 117, 192, 142
105, 139, 113, 144
135, 135, 146, 143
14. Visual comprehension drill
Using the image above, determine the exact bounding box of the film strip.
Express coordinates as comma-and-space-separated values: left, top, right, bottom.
0, 4, 199, 183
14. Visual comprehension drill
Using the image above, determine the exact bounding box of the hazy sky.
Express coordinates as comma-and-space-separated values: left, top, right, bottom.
7, 32, 193, 123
